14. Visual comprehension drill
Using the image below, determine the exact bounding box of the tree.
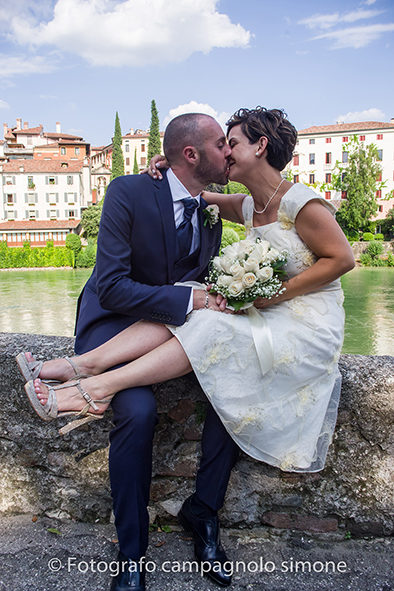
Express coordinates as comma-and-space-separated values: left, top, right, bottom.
111, 111, 125, 181
225, 181, 250, 195
147, 99, 161, 161
65, 232, 82, 268
326, 137, 382, 238
81, 205, 102, 239
380, 207, 394, 240
133, 148, 139, 174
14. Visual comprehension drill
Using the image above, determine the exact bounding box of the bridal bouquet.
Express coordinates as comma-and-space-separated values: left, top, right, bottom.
208, 238, 287, 311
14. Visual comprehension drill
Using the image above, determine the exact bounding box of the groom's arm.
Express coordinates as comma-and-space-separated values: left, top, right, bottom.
95, 177, 212, 325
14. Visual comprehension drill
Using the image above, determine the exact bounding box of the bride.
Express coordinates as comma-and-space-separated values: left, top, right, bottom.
17, 107, 354, 473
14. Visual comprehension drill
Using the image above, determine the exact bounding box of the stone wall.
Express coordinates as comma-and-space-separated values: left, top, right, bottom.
351, 240, 393, 260
0, 333, 393, 537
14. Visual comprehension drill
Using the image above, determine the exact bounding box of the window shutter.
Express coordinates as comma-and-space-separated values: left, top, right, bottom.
74, 192, 77, 202
45, 176, 49, 185
25, 193, 28, 203
57, 209, 60, 217
65, 193, 68, 203
35, 194, 38, 203
56, 193, 59, 203
13, 176, 16, 184
3, 194, 6, 204
55, 177, 58, 185
47, 210, 50, 218
14, 210, 17, 219
36, 210, 39, 218
46, 193, 49, 202
4, 211, 7, 219
25, 210, 29, 218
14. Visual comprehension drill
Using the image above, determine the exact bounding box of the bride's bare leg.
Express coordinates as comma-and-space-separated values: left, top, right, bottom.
26, 321, 173, 381
34, 336, 192, 413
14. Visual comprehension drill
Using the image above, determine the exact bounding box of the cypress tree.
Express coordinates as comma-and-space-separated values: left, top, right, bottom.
147, 99, 162, 161
133, 148, 139, 174
111, 111, 125, 181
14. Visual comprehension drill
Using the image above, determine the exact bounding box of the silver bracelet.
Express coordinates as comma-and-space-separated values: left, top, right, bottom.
204, 291, 209, 309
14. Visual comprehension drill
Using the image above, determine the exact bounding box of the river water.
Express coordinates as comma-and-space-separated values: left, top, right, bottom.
0, 267, 393, 355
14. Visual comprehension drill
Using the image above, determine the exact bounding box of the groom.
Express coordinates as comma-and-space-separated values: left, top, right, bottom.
75, 113, 239, 590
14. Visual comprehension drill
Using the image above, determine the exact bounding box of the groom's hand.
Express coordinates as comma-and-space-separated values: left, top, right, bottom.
193, 290, 227, 312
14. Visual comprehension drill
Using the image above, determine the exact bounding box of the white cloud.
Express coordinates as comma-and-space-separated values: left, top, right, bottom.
0, 54, 56, 77
363, 0, 377, 5
10, 0, 251, 67
163, 101, 231, 130
336, 108, 386, 123
313, 23, 394, 49
0, 99, 10, 109
299, 9, 383, 30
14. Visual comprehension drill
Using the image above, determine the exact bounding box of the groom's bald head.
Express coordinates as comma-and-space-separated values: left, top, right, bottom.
163, 113, 215, 165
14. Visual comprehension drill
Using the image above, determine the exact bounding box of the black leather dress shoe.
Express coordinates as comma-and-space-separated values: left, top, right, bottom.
110, 552, 146, 591
178, 496, 232, 587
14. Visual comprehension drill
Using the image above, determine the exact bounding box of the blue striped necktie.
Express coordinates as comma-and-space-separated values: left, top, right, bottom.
176, 198, 198, 260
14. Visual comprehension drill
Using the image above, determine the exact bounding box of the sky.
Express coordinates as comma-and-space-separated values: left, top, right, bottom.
0, 0, 393, 146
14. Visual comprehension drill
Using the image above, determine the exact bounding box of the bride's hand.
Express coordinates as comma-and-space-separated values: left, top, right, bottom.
141, 154, 168, 179
253, 282, 288, 309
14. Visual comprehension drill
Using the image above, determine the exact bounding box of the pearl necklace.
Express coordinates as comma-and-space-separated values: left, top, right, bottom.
253, 178, 285, 214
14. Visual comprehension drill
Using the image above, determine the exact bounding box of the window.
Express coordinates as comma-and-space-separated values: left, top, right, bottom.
325, 173, 332, 183
293, 154, 299, 166
125, 143, 129, 152
50, 209, 57, 219
293, 174, 299, 183
27, 176, 35, 189
67, 176, 73, 185
377, 149, 383, 161
61, 147, 66, 155
341, 172, 347, 182
309, 153, 315, 165
377, 134, 383, 140
342, 137, 348, 142
376, 190, 382, 198
309, 139, 315, 144
126, 158, 130, 165
5, 176, 14, 185
325, 152, 331, 164
376, 173, 382, 182
325, 191, 331, 200
309, 174, 315, 184
325, 138, 331, 143
141, 143, 145, 153
7, 194, 14, 204
140, 157, 146, 166
68, 210, 75, 219
342, 151, 348, 163
29, 211, 36, 220
27, 136, 32, 146
75, 147, 80, 156
48, 176, 56, 185
360, 135, 365, 141
379, 205, 383, 212
341, 191, 347, 199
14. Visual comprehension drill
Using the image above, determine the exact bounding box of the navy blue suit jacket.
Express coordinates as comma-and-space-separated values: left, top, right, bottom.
75, 171, 222, 354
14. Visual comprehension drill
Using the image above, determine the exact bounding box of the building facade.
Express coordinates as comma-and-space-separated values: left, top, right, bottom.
287, 120, 394, 220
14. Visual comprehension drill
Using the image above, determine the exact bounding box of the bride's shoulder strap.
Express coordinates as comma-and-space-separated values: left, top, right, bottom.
280, 184, 337, 223
241, 194, 254, 227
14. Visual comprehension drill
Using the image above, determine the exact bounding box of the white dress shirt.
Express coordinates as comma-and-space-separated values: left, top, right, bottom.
167, 168, 202, 313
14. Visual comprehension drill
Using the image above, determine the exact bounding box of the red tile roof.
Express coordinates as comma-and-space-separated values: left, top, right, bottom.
14, 125, 43, 135
299, 121, 394, 135
0, 220, 81, 231
2, 159, 84, 173
44, 132, 83, 140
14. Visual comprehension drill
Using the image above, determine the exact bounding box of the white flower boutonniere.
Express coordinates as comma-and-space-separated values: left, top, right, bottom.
203, 204, 220, 228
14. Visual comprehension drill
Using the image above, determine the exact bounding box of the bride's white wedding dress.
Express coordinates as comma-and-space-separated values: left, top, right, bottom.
169, 184, 344, 472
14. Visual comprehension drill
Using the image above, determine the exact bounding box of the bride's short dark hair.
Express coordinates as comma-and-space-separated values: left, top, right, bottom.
226, 107, 297, 171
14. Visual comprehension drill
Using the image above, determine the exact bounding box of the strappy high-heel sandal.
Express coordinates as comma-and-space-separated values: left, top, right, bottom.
16, 353, 90, 385
24, 379, 113, 436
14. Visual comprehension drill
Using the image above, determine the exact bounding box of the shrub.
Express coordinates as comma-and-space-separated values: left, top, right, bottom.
220, 227, 239, 251
374, 233, 384, 241
76, 241, 97, 267
366, 241, 384, 257
362, 232, 374, 241
222, 219, 246, 240
359, 253, 372, 266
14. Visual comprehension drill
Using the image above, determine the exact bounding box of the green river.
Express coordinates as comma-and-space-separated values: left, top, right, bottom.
0, 267, 393, 355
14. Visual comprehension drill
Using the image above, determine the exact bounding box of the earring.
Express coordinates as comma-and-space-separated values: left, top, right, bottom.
255, 151, 259, 156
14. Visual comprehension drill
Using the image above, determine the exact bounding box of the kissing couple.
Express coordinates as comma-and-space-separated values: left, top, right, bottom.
17, 106, 354, 590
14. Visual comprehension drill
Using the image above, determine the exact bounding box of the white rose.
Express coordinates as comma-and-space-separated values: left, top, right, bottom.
222, 244, 238, 259
256, 267, 273, 282
212, 256, 222, 271
217, 274, 233, 287
242, 272, 257, 288
237, 239, 255, 256
243, 258, 259, 272
229, 261, 245, 278
252, 241, 270, 259
228, 280, 244, 297
220, 255, 233, 273
266, 248, 280, 262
